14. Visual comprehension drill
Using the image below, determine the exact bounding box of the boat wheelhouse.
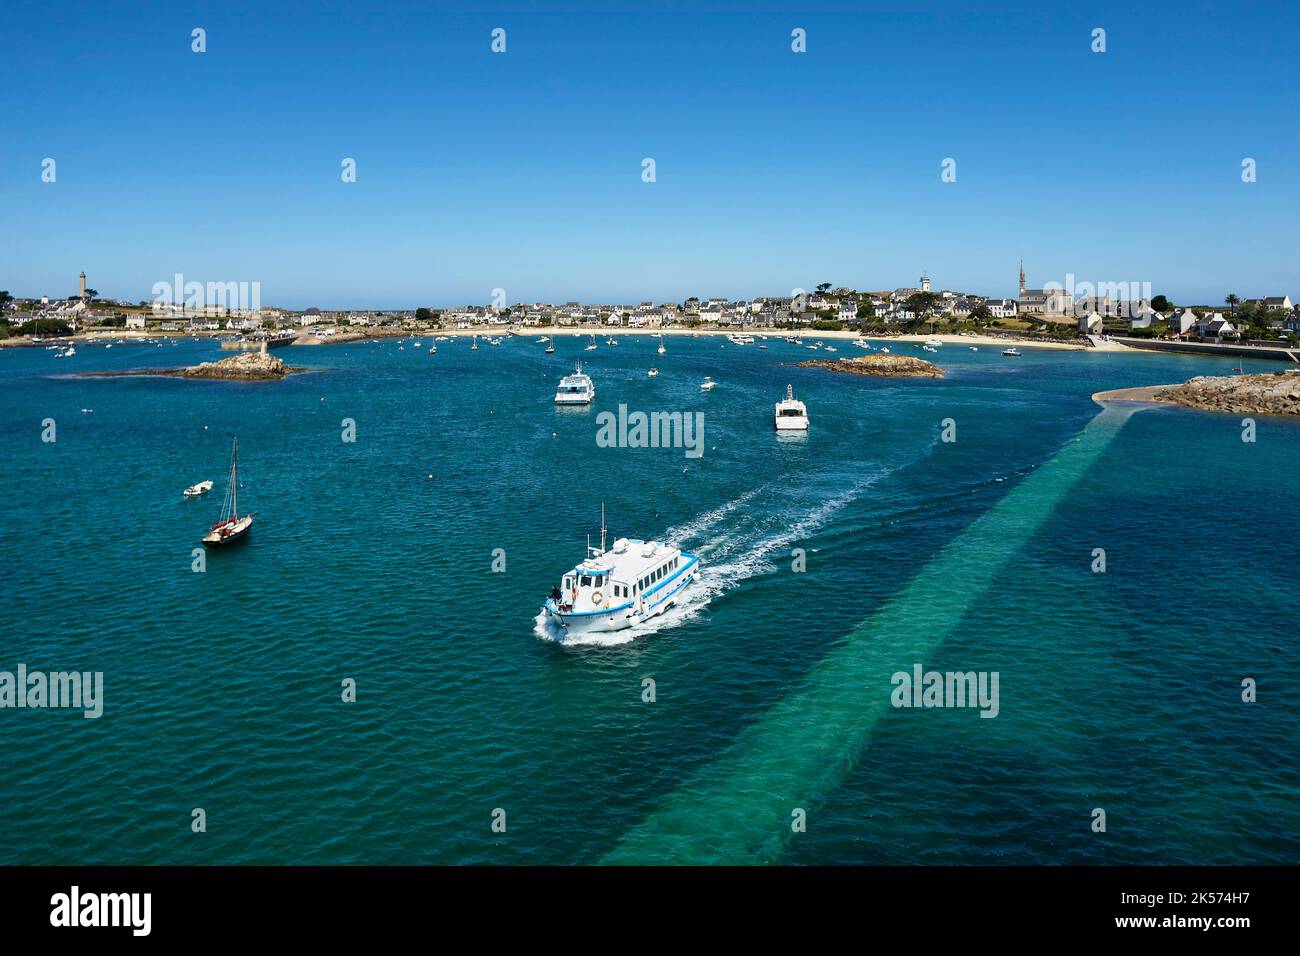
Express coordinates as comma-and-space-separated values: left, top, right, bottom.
774, 384, 809, 431
554, 361, 595, 404
542, 515, 699, 636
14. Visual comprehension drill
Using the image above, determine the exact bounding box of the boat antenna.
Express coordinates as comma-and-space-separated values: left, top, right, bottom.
600, 502, 607, 554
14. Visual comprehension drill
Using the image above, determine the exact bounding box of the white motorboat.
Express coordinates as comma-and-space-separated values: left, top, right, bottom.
545, 343, 556, 354
555, 361, 595, 404
541, 511, 699, 637
925, 338, 943, 347
648, 367, 658, 377
183, 480, 213, 498
1002, 347, 1022, 357
700, 377, 717, 391
774, 384, 809, 431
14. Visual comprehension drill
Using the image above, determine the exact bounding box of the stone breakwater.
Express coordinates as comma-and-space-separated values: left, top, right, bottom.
1093, 371, 1300, 416
791, 354, 945, 378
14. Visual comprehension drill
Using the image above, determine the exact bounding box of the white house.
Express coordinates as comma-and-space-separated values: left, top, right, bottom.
1197, 312, 1238, 341
125, 315, 146, 329
1078, 311, 1104, 334
1169, 308, 1199, 337
984, 298, 1017, 319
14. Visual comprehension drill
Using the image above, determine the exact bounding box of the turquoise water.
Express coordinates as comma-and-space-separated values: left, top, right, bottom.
1, 335, 1297, 865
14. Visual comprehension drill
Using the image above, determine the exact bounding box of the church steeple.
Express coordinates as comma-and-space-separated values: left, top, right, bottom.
1018, 260, 1026, 296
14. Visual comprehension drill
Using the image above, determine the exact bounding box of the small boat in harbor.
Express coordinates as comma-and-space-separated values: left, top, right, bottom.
657, 334, 666, 356
471, 335, 479, 351
201, 438, 254, 546
541, 508, 699, 637
183, 480, 213, 498
700, 376, 717, 391
555, 361, 595, 405
428, 344, 437, 354
1002, 347, 1022, 357
774, 384, 809, 431
545, 343, 556, 354
925, 338, 943, 347
648, 367, 659, 377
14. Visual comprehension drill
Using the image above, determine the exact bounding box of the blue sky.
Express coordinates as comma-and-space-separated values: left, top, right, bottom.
2, 0, 1296, 309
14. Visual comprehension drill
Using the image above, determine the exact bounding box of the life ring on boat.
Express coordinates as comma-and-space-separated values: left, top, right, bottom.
591, 591, 602, 605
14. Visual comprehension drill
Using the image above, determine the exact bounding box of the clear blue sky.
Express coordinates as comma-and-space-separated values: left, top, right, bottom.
2, 0, 1296, 309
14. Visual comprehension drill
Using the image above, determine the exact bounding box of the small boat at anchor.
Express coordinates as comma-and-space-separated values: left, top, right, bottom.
201, 438, 254, 546
1002, 347, 1022, 357
555, 361, 595, 405
183, 480, 213, 498
700, 376, 717, 391
774, 384, 809, 431
648, 367, 659, 377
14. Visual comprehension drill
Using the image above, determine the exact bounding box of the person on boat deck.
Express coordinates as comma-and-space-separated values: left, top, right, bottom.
569, 582, 580, 608
550, 585, 562, 604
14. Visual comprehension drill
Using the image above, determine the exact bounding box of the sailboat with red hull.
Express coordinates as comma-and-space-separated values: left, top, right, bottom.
202, 437, 254, 546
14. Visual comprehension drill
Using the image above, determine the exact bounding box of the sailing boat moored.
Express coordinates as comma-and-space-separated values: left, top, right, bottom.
202, 437, 254, 546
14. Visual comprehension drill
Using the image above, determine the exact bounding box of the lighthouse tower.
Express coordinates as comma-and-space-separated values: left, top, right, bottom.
920, 273, 931, 293
79, 271, 87, 302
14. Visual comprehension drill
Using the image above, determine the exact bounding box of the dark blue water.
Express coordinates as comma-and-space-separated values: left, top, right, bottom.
1, 335, 1296, 864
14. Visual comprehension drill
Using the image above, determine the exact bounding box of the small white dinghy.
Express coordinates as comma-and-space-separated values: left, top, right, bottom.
183, 480, 213, 498
700, 377, 717, 391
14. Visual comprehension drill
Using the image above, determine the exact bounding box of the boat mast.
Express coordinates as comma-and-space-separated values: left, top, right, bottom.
600, 502, 606, 554
232, 437, 238, 520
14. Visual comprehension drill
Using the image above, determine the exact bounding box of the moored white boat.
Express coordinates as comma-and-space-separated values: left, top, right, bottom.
541, 512, 699, 637
774, 384, 809, 431
183, 479, 213, 497
1002, 347, 1022, 356
555, 361, 595, 404
700, 376, 716, 390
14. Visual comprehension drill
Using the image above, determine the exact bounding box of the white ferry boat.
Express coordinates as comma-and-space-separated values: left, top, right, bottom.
542, 515, 699, 636
774, 384, 809, 431
554, 361, 595, 404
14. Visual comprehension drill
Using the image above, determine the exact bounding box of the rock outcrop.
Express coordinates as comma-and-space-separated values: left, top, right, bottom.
1154, 371, 1300, 416
792, 354, 945, 378
179, 351, 295, 381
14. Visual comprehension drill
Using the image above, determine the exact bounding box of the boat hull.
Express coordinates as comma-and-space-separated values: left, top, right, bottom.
202, 516, 253, 547
542, 561, 697, 636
